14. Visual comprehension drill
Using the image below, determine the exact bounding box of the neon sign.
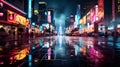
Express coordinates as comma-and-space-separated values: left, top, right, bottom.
7, 10, 28, 26
98, 0, 104, 19
0, 2, 3, 8
28, 0, 32, 18
7, 10, 15, 22
48, 11, 51, 23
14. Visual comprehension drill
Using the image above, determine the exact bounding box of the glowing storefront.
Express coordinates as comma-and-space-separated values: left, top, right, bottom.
0, 0, 28, 37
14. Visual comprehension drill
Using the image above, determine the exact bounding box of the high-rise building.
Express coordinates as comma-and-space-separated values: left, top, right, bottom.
75, 4, 81, 26
38, 2, 47, 25
104, 0, 112, 23
115, 0, 120, 19
103, 0, 120, 22
47, 8, 55, 33
102, 0, 120, 30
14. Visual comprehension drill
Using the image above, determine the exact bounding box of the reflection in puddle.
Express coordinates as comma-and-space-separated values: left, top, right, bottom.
0, 36, 118, 67
65, 37, 110, 67
47, 48, 51, 60
28, 54, 32, 67
15, 48, 30, 60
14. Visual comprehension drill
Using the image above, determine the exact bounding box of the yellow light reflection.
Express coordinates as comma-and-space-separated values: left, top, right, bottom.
0, 46, 3, 51
50, 41, 53, 46
80, 46, 87, 56
15, 48, 29, 60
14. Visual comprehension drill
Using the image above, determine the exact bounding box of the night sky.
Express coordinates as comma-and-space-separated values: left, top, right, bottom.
34, 0, 80, 32
35, 0, 78, 17
34, 0, 97, 33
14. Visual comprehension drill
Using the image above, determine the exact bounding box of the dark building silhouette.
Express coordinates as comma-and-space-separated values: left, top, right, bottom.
104, 0, 112, 23
5, 0, 25, 11
38, 2, 47, 25
115, 0, 120, 19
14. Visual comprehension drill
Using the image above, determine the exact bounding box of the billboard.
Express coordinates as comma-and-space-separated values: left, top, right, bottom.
7, 10, 28, 26
98, 0, 104, 20
47, 11, 51, 23
80, 15, 86, 24
90, 7, 96, 23
90, 5, 99, 24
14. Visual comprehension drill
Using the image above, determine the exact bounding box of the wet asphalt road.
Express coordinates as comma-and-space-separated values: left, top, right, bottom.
0, 36, 120, 67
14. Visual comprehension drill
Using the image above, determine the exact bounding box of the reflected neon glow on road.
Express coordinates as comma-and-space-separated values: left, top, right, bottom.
58, 35, 62, 48
58, 25, 63, 35
28, 54, 32, 67
74, 45, 79, 56
47, 48, 51, 60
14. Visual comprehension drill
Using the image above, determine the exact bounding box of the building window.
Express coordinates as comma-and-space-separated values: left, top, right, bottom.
118, 0, 120, 4
118, 5, 120, 12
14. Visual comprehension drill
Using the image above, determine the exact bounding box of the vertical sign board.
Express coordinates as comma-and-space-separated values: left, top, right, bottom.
98, 0, 104, 20
90, 7, 96, 24
48, 11, 51, 23
28, 0, 32, 18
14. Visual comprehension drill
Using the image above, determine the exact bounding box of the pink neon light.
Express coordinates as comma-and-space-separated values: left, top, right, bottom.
48, 15, 51, 23
1, 0, 26, 15
0, 62, 4, 64
90, 8, 96, 23
0, 13, 3, 16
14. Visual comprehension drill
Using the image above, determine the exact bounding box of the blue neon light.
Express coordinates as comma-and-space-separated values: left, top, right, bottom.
28, 54, 32, 61
28, 0, 32, 18
32, 22, 35, 26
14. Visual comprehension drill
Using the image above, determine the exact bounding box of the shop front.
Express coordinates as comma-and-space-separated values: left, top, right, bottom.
0, 0, 28, 39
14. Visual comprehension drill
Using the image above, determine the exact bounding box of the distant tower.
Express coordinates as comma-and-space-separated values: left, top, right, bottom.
48, 8, 54, 23
38, 2, 47, 25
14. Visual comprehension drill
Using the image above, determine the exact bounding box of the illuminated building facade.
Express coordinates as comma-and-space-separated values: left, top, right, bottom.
75, 4, 81, 26
115, 0, 120, 19
0, 0, 28, 38
114, 0, 120, 31
104, 0, 120, 30
48, 8, 55, 33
